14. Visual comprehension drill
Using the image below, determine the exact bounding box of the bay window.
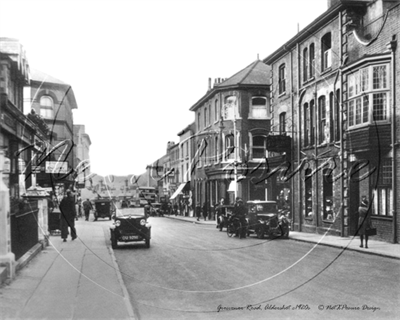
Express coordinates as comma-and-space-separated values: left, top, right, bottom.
347, 64, 389, 128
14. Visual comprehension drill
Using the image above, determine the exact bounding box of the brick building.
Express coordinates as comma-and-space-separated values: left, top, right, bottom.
263, 0, 399, 242
27, 69, 78, 194
189, 60, 271, 210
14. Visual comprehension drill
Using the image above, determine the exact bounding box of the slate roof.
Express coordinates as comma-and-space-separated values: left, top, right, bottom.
215, 60, 270, 88
190, 60, 270, 111
30, 68, 68, 86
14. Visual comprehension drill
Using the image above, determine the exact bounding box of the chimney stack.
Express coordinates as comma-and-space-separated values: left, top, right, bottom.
208, 77, 212, 91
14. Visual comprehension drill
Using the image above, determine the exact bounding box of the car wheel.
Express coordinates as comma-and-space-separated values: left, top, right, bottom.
256, 227, 265, 239
109, 216, 112, 220
110, 231, 117, 249
227, 222, 235, 237
145, 238, 150, 248
283, 228, 290, 239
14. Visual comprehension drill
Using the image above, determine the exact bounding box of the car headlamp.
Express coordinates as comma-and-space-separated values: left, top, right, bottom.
140, 219, 146, 226
115, 220, 121, 227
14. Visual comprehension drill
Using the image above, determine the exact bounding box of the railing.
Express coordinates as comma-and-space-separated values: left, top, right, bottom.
10, 200, 39, 260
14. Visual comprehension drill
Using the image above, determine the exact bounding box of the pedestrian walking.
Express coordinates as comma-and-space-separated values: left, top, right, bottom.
82, 198, 93, 221
59, 190, 77, 242
202, 201, 208, 221
196, 204, 201, 221
358, 196, 371, 248
173, 202, 178, 216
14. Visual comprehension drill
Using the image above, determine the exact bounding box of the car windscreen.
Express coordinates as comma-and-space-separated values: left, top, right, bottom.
116, 208, 145, 217
248, 203, 277, 214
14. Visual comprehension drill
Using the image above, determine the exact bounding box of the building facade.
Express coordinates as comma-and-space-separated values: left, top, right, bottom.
73, 124, 92, 188
27, 69, 78, 194
263, 0, 399, 242
190, 60, 271, 212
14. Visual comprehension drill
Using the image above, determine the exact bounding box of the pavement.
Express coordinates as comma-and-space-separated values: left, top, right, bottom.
0, 218, 136, 320
1, 214, 399, 320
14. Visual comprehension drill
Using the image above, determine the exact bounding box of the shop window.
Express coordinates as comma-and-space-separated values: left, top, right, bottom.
335, 89, 340, 141
250, 96, 268, 119
373, 158, 393, 216
322, 169, 334, 221
304, 168, 313, 218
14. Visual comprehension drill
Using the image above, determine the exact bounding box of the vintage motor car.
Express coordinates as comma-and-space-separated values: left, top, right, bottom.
110, 207, 151, 249
216, 205, 234, 231
93, 198, 116, 221
149, 202, 162, 217
246, 200, 290, 239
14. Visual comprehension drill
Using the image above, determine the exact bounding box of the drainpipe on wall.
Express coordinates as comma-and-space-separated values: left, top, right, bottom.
339, 10, 345, 237
296, 42, 302, 232
387, 38, 397, 243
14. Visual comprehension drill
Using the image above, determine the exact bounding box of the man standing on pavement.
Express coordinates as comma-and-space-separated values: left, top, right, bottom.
59, 190, 77, 242
82, 198, 93, 221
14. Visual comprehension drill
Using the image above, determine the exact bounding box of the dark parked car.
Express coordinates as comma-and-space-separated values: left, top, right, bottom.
93, 199, 115, 221
110, 207, 151, 249
216, 205, 234, 231
246, 200, 290, 239
149, 202, 162, 216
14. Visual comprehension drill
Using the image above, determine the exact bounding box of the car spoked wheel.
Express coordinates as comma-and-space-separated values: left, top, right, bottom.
227, 222, 236, 237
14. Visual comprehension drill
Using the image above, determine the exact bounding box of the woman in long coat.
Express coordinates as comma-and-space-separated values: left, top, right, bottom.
358, 197, 371, 248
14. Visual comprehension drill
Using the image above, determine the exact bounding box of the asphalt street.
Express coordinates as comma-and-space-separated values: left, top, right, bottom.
111, 217, 400, 320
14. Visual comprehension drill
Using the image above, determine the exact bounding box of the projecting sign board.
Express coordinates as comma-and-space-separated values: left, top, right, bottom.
45, 161, 68, 174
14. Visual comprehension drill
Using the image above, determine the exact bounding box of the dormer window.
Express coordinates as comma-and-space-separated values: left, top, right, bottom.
250, 96, 268, 119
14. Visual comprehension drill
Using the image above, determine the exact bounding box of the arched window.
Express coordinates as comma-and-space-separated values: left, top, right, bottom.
318, 96, 327, 144
309, 43, 315, 77
321, 33, 332, 71
39, 95, 54, 118
204, 107, 207, 126
303, 47, 308, 82
304, 102, 309, 146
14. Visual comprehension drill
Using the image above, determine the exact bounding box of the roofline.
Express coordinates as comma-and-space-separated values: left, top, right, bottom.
262, 0, 369, 64
189, 83, 269, 112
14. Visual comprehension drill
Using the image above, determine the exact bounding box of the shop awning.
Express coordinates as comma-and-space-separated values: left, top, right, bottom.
170, 182, 189, 200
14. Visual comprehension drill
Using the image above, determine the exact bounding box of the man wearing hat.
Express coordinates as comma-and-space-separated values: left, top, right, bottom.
232, 197, 248, 237
358, 196, 371, 248
59, 190, 77, 242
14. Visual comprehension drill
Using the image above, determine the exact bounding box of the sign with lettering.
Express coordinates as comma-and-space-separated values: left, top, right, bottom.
45, 161, 68, 174
266, 135, 291, 153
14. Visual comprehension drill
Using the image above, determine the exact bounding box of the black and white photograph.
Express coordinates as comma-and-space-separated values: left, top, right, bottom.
0, 0, 400, 319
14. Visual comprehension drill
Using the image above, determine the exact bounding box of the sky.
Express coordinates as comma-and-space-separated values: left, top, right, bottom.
0, 0, 327, 177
